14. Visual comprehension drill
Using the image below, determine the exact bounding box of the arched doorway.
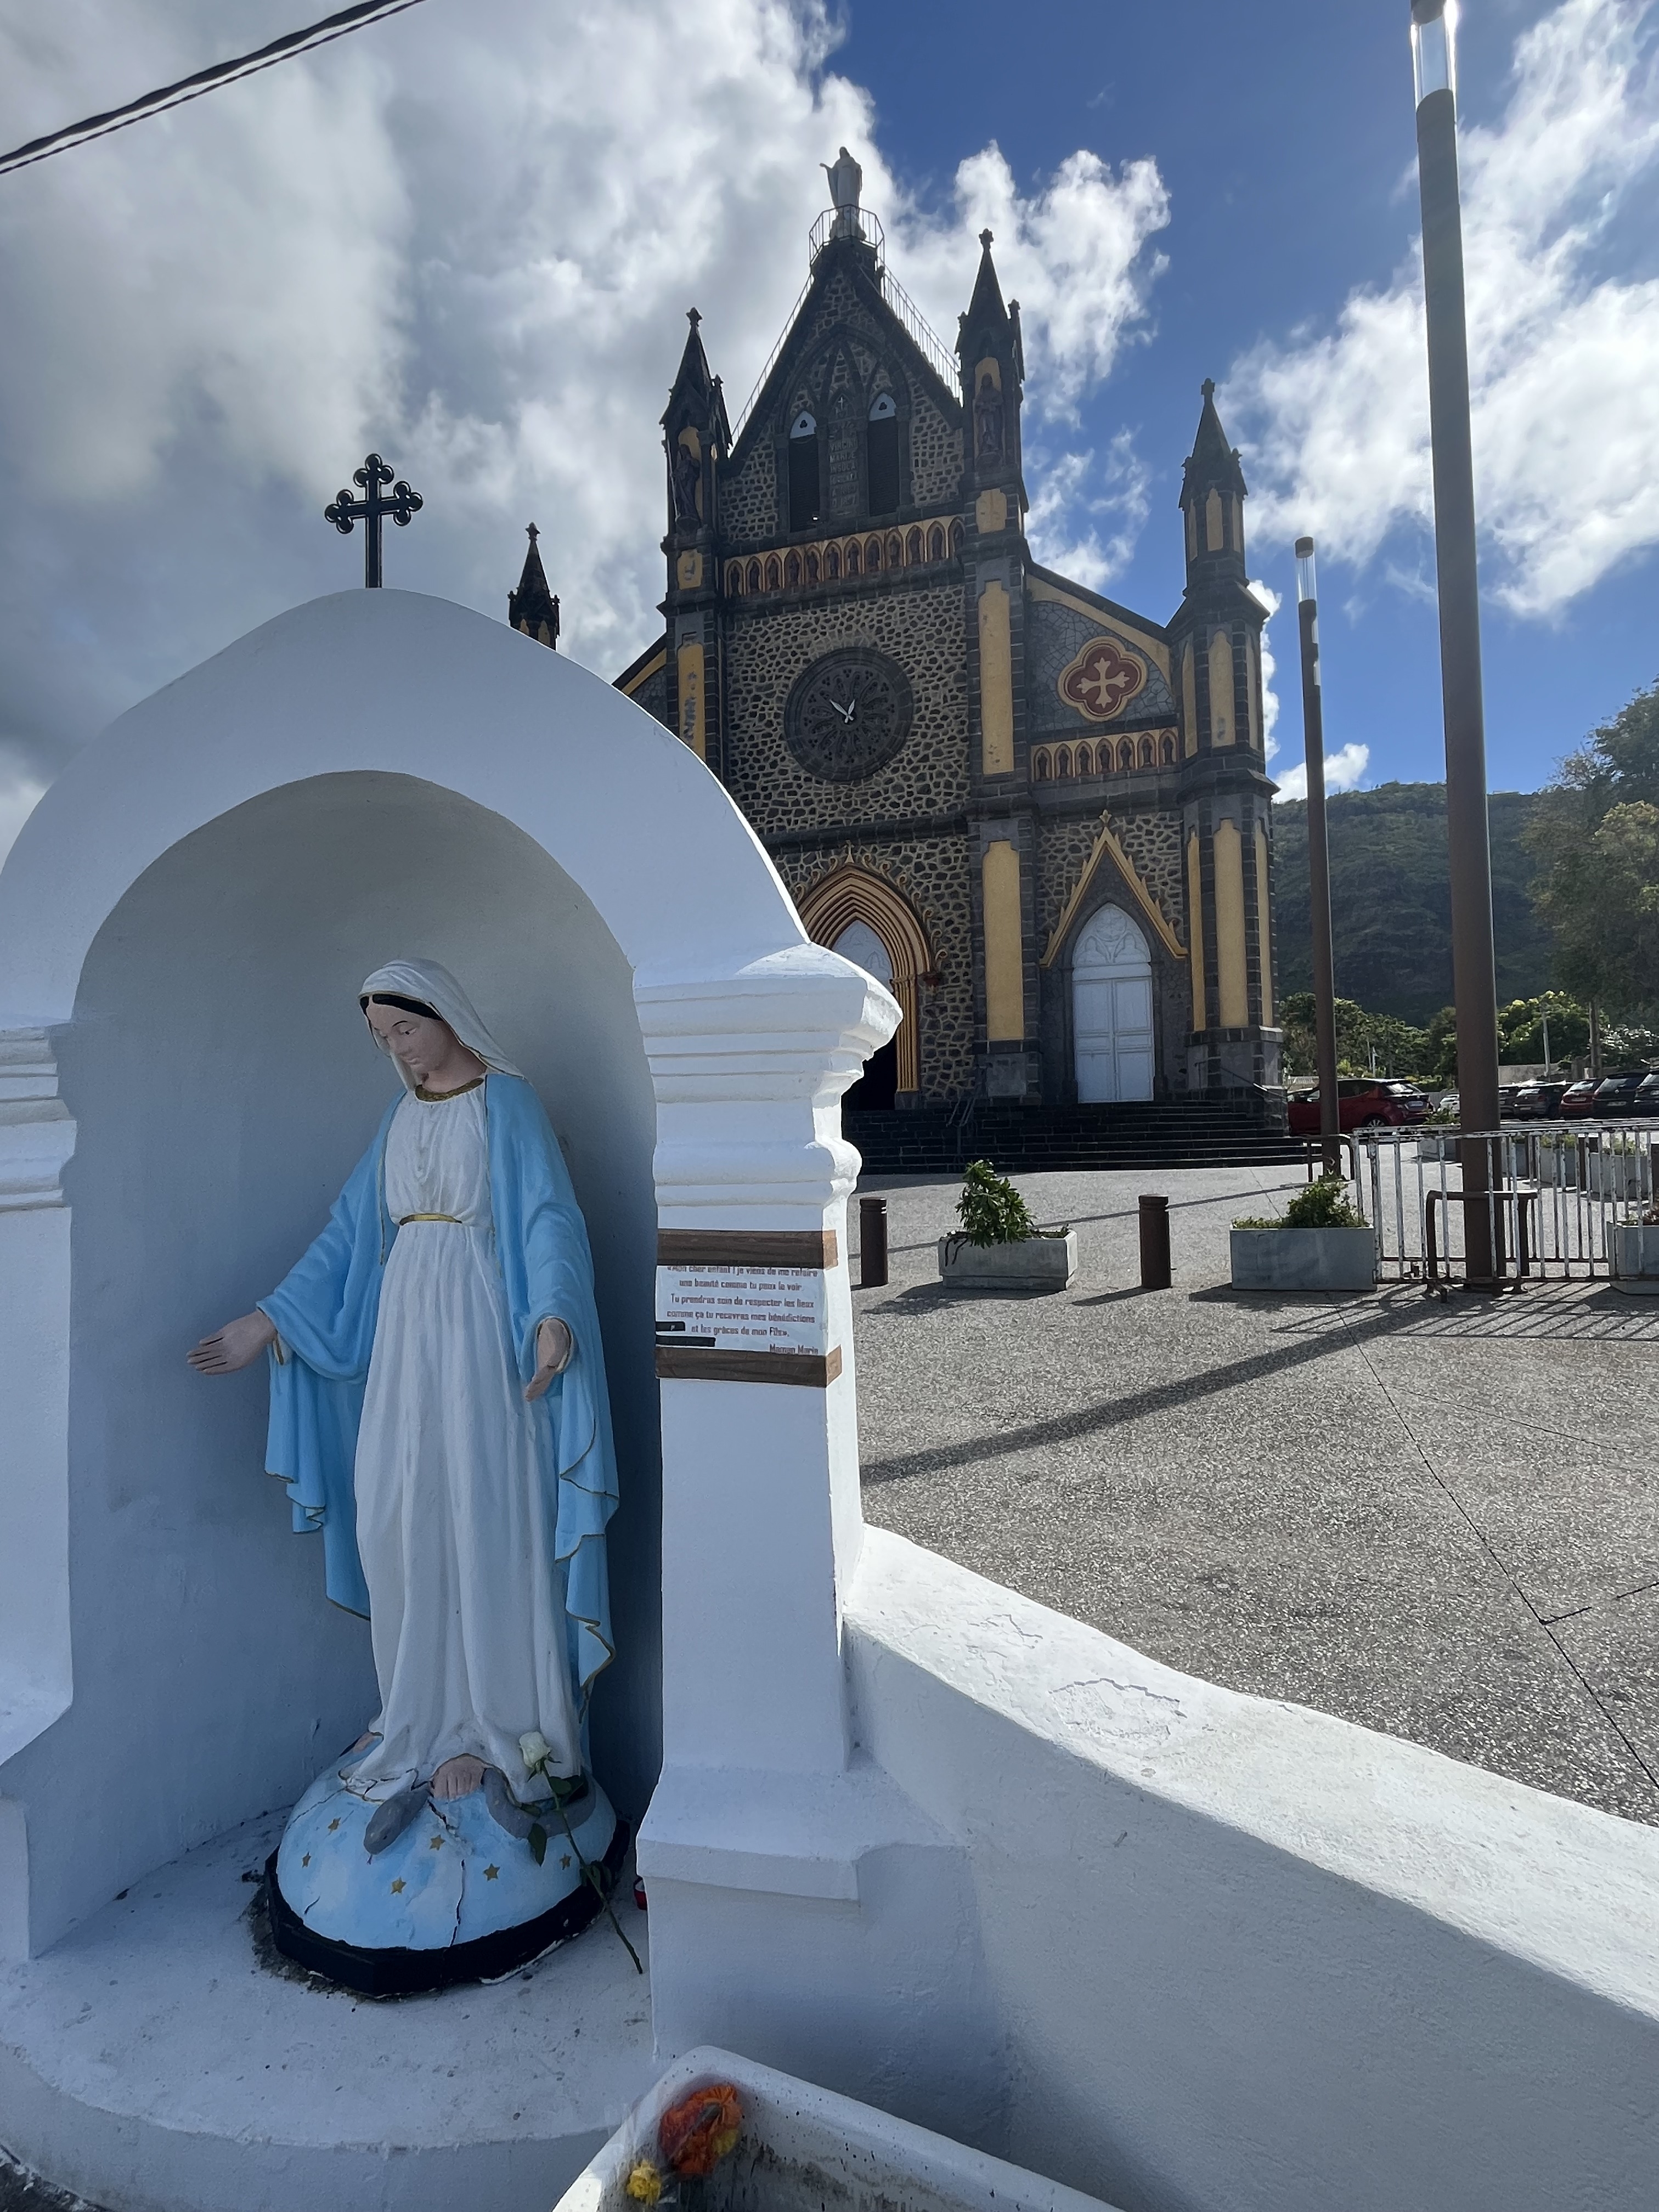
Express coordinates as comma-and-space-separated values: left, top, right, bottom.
798, 867, 932, 1107
832, 919, 898, 1109
1073, 905, 1154, 1102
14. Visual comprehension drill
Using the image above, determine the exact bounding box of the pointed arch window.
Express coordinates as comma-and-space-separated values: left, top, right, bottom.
788, 409, 820, 531
785, 550, 801, 588
867, 388, 902, 516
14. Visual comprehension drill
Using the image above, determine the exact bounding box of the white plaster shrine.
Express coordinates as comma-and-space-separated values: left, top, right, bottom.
2, 592, 1657, 2212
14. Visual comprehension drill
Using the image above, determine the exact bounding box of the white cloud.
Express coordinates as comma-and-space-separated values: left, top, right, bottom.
1025, 432, 1151, 590
1274, 742, 1371, 804
1227, 0, 1659, 618
893, 146, 1170, 422
0, 1, 1169, 787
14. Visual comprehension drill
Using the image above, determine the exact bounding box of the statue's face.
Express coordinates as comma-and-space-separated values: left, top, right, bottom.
365, 1001, 462, 1084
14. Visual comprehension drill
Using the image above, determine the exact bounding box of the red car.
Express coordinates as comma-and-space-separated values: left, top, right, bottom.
1559, 1079, 1600, 1118
1288, 1079, 1431, 1135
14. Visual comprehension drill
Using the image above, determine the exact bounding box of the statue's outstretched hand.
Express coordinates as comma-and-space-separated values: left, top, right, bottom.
525, 1317, 573, 1401
188, 1311, 278, 1375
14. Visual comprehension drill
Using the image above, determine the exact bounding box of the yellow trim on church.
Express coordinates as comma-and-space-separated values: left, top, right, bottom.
618, 647, 667, 699
1040, 816, 1187, 968
1026, 575, 1171, 682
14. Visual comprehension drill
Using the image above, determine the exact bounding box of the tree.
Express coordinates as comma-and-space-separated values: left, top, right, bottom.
1279, 991, 1431, 1080
1526, 681, 1659, 1022
1497, 992, 1589, 1068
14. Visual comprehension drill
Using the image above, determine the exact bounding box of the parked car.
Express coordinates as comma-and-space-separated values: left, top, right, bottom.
1287, 1078, 1431, 1135
1560, 1079, 1601, 1118
1498, 1084, 1526, 1118
1637, 1072, 1659, 1118
1511, 1079, 1570, 1119
1592, 1070, 1653, 1118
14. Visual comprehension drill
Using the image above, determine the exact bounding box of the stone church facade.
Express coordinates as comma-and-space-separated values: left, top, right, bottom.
602, 182, 1281, 1111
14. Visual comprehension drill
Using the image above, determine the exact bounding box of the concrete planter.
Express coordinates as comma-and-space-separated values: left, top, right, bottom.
938, 1228, 1077, 1291
1588, 1148, 1647, 1201
1230, 1226, 1376, 1293
1611, 1223, 1659, 1295
555, 2045, 1116, 2212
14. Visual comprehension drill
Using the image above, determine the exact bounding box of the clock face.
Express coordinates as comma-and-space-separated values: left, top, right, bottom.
784, 647, 915, 782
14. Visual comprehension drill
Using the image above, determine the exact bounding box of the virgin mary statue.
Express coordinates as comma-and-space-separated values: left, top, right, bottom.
189, 961, 625, 1993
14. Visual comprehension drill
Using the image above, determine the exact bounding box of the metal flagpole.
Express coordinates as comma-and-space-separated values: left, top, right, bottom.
1412, 0, 1503, 1286
1294, 538, 1342, 1178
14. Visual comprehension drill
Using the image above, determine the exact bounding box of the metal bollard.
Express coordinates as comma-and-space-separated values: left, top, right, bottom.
1138, 1193, 1171, 1290
859, 1195, 889, 1289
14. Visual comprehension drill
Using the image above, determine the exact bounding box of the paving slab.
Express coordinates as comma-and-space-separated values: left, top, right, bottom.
850, 1164, 1659, 1828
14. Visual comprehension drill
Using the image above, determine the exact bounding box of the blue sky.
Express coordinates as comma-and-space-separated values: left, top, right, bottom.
837, 0, 1659, 800
1, 0, 1656, 854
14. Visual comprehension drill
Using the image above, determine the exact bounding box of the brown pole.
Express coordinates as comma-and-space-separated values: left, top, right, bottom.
1138, 1194, 1171, 1290
1413, 0, 1503, 1286
1295, 538, 1342, 1178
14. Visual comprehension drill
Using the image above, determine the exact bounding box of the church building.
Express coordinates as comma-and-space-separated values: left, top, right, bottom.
603, 154, 1281, 1113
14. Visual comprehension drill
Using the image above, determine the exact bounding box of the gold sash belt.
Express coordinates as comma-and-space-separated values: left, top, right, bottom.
398, 1212, 464, 1226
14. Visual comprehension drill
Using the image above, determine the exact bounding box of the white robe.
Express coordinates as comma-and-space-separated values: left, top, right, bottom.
347, 1083, 579, 1803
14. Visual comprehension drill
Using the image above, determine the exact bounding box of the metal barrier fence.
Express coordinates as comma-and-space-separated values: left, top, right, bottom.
1334, 1124, 1657, 1285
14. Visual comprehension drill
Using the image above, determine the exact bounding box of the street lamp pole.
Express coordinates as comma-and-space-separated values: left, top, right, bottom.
1295, 538, 1342, 1178
1412, 0, 1503, 1286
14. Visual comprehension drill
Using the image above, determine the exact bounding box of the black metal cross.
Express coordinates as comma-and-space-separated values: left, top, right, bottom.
324, 453, 423, 587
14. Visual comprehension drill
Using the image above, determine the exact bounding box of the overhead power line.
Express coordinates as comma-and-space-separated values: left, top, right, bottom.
0, 0, 431, 178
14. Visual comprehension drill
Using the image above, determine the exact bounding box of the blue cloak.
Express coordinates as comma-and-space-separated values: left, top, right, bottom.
257, 1073, 619, 1707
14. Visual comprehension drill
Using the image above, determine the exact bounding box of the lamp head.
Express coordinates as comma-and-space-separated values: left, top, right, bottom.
1295, 537, 1318, 605
1410, 0, 1458, 109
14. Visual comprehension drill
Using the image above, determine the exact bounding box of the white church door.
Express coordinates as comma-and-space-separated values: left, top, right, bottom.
1073, 905, 1155, 1103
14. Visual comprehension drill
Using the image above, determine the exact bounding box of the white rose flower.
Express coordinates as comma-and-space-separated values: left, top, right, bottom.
519, 1730, 552, 1773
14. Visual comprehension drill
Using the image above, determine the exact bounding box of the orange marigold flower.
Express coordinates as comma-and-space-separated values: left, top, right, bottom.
658, 2083, 742, 2176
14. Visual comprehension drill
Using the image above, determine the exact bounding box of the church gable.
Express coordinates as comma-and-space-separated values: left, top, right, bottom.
1026, 591, 1177, 737
720, 250, 962, 552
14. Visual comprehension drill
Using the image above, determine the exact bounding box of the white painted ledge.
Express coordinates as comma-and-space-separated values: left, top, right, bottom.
637, 1758, 948, 1903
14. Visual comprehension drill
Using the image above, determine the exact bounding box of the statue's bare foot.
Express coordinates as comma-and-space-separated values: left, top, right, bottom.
348, 1731, 379, 1754
432, 1755, 487, 1801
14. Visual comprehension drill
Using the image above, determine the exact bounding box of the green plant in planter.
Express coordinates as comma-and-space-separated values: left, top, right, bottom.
1234, 1174, 1365, 1231
956, 1160, 1039, 1246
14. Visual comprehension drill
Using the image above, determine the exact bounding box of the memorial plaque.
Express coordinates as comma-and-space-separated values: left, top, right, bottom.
655, 1265, 829, 1357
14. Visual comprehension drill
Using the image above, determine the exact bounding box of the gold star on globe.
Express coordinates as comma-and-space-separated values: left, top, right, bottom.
428, 1835, 444, 1850
484, 1864, 500, 1881
560, 1854, 573, 1870
328, 1818, 341, 1832
390, 1878, 406, 1894
301, 1853, 311, 1867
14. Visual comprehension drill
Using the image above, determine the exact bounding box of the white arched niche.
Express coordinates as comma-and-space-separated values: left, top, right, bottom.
0, 590, 896, 1956
1073, 904, 1155, 1102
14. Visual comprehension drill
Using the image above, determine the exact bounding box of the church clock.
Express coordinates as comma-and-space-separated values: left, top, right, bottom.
784, 647, 914, 782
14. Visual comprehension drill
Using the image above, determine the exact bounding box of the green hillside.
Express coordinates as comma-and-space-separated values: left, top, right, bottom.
1272, 782, 1556, 1026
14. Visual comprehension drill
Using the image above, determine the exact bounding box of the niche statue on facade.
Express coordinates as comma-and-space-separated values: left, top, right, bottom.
188, 960, 624, 1993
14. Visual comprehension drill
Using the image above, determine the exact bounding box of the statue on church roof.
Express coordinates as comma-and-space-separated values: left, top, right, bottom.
822, 145, 862, 239
188, 961, 624, 1990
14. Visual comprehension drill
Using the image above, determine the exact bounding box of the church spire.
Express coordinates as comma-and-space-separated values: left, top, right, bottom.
662, 306, 727, 542
962, 228, 1011, 343
958, 229, 1023, 496
507, 523, 559, 648
1180, 377, 1248, 572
